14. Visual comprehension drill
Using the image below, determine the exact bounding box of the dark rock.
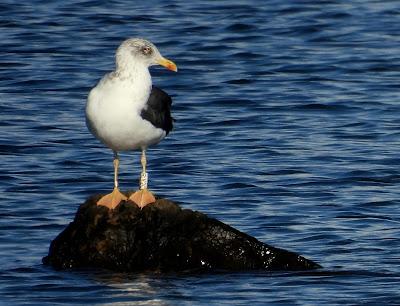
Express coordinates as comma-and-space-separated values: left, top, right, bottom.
43, 195, 321, 272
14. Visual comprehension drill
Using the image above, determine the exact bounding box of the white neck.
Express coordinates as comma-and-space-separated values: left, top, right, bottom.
111, 59, 152, 101
116, 58, 150, 79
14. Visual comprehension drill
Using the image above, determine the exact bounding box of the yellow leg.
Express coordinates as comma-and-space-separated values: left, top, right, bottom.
97, 152, 127, 209
129, 149, 156, 208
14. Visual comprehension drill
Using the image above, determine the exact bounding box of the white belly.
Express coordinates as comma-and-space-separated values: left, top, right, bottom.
87, 110, 166, 151
85, 76, 166, 151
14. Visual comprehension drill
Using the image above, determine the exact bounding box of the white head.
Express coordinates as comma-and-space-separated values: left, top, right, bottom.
115, 38, 177, 72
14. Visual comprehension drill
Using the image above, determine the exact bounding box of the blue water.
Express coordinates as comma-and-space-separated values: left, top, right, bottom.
1, 0, 400, 304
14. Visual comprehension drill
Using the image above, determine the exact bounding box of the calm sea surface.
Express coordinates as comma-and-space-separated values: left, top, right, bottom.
1, 0, 399, 305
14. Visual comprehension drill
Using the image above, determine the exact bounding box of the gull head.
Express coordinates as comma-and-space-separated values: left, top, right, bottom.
115, 38, 177, 72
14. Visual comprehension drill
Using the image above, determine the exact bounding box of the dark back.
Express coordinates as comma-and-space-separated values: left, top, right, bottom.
140, 86, 174, 135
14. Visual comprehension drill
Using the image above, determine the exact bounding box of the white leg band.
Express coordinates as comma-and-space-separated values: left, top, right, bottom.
140, 172, 148, 190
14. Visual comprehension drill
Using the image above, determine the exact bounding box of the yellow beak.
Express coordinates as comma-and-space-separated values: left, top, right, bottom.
157, 57, 178, 72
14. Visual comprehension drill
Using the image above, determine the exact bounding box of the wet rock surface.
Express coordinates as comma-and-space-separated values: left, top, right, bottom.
43, 195, 321, 272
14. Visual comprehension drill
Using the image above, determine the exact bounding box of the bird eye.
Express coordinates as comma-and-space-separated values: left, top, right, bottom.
141, 46, 153, 55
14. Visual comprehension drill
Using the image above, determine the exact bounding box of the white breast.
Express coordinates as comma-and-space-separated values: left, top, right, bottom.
85, 70, 166, 151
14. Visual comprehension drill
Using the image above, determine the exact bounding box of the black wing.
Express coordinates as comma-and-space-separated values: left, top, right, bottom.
140, 86, 174, 135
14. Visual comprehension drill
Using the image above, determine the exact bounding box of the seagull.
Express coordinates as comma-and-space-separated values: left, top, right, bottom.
85, 38, 177, 209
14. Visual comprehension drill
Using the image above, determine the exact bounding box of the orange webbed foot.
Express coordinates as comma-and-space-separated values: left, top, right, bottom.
97, 187, 128, 210
129, 189, 156, 209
